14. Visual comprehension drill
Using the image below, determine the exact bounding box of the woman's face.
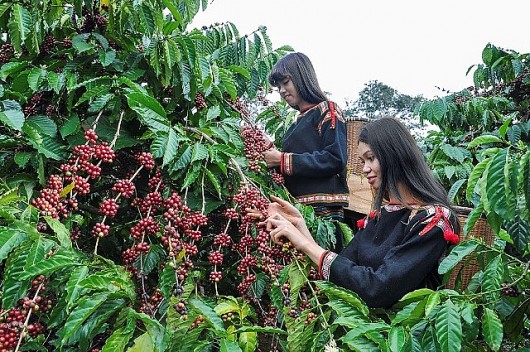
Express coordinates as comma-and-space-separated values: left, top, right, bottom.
277, 76, 303, 108
358, 142, 381, 190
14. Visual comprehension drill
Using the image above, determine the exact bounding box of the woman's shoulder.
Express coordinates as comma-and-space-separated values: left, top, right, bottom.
409, 204, 459, 244
315, 100, 344, 117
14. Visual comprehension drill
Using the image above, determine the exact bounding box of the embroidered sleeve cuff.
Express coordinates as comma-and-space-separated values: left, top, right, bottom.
321, 252, 338, 281
282, 152, 293, 176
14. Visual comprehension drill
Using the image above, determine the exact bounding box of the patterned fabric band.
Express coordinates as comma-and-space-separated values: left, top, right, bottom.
321, 251, 338, 281
282, 152, 293, 175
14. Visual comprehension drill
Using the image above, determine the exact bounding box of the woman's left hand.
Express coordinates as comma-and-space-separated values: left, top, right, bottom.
267, 213, 315, 250
263, 149, 281, 168
266, 213, 325, 264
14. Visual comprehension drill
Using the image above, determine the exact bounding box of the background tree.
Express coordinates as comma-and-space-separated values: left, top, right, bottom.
344, 80, 427, 136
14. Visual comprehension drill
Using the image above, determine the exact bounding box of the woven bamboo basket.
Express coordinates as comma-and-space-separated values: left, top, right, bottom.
346, 117, 371, 175
446, 206, 495, 290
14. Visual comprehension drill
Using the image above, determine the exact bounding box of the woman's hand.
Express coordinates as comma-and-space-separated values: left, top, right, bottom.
266, 213, 324, 264
267, 196, 308, 235
267, 213, 313, 249
263, 149, 281, 168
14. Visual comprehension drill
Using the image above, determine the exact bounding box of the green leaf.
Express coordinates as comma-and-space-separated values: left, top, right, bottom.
316, 281, 370, 317
47, 71, 65, 93
233, 326, 288, 335
26, 115, 57, 137
206, 105, 221, 120
220, 338, 242, 352
8, 4, 32, 52
126, 92, 169, 133
468, 135, 503, 148
102, 317, 135, 352
0, 61, 28, 80
59, 292, 109, 343
482, 255, 503, 303
0, 107, 25, 131
37, 135, 67, 160
127, 332, 154, 352
19, 252, 79, 279
424, 292, 441, 318
466, 158, 491, 203
388, 326, 407, 352
486, 149, 508, 218
2, 243, 32, 307
191, 143, 209, 162
392, 300, 427, 327
189, 297, 225, 334
72, 33, 93, 53
171, 145, 192, 172
438, 240, 479, 274
440, 144, 466, 163
99, 49, 116, 67
482, 308, 503, 351
163, 129, 179, 166
88, 93, 114, 113
341, 322, 389, 342
27, 67, 45, 91
0, 3, 11, 18
435, 299, 462, 352
447, 179, 465, 204
44, 216, 72, 248
24, 236, 54, 271
204, 168, 221, 197
0, 226, 27, 261
0, 188, 19, 205
60, 114, 80, 138
65, 266, 89, 311
504, 298, 530, 342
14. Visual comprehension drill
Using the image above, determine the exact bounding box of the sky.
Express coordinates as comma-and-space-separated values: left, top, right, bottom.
189, 0, 530, 105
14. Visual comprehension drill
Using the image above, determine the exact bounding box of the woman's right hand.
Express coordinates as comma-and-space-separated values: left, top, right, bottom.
266, 196, 311, 239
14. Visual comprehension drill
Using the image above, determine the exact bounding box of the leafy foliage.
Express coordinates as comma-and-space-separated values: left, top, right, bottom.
0, 0, 529, 350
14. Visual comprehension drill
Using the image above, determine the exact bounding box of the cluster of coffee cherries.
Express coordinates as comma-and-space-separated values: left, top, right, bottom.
138, 289, 164, 317
80, 5, 108, 33
240, 125, 271, 171
226, 95, 250, 118
32, 129, 115, 226
270, 171, 285, 185
224, 184, 298, 299
194, 92, 207, 110
23, 93, 45, 117
0, 43, 14, 64
0, 276, 50, 351
500, 282, 521, 297
150, 190, 208, 288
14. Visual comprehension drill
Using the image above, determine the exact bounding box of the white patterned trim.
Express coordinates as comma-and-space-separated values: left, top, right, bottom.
322, 252, 338, 280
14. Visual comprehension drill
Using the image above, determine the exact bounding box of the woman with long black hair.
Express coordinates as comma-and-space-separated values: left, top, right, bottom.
263, 52, 349, 251
263, 117, 461, 308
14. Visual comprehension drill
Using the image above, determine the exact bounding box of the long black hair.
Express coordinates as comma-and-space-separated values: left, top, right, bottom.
359, 117, 459, 230
268, 52, 327, 108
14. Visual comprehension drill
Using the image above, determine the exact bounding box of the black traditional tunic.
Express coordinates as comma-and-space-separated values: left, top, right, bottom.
320, 204, 460, 308
279, 101, 349, 211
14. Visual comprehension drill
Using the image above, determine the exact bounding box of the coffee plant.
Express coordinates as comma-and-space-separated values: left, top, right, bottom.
0, 0, 528, 350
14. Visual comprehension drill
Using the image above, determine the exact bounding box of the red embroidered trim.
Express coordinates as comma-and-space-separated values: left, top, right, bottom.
418, 206, 460, 244
419, 207, 443, 236
279, 152, 284, 174
329, 101, 336, 129
317, 250, 329, 279
300, 104, 318, 113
